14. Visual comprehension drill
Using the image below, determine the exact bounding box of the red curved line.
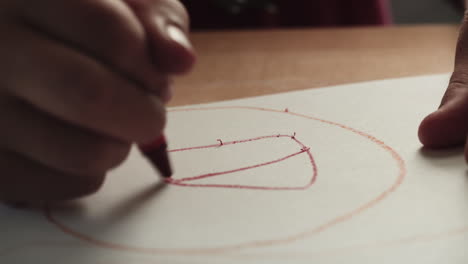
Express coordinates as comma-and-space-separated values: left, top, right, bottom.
166, 134, 315, 190
169, 149, 307, 183
45, 106, 406, 256
167, 148, 315, 190
166, 182, 308, 190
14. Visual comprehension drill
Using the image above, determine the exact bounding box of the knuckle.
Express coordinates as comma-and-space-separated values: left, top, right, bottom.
450, 70, 468, 87
447, 72, 468, 101
81, 0, 131, 30
81, 0, 143, 65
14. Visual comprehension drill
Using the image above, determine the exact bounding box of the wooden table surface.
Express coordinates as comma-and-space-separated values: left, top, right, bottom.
171, 25, 460, 106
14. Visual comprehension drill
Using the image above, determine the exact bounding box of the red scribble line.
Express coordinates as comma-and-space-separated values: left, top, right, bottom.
170, 134, 293, 153
45, 106, 407, 256
166, 134, 316, 190
170, 148, 305, 183
167, 149, 310, 190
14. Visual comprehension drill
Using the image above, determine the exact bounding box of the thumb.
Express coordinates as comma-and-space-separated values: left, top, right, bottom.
418, 14, 468, 148
124, 0, 196, 74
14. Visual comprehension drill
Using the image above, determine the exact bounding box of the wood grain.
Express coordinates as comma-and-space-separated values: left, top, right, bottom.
171, 25, 459, 106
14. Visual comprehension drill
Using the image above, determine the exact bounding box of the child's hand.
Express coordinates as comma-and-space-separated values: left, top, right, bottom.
0, 0, 195, 202
419, 15, 468, 159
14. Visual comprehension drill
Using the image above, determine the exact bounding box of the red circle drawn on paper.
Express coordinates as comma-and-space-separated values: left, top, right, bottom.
45, 106, 406, 256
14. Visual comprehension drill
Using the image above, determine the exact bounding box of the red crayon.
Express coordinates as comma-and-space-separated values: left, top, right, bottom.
138, 135, 172, 177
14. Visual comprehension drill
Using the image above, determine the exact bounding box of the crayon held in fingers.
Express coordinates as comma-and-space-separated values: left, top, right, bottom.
138, 135, 172, 177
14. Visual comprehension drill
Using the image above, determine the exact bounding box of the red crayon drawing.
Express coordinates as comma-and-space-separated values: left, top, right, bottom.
44, 106, 407, 256
166, 134, 317, 190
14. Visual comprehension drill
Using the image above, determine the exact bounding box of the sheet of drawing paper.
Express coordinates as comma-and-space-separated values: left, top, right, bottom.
3, 74, 468, 264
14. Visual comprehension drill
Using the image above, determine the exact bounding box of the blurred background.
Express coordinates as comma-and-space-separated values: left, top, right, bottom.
180, 0, 465, 30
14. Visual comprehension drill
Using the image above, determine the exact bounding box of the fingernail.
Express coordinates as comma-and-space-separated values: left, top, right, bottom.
166, 24, 192, 50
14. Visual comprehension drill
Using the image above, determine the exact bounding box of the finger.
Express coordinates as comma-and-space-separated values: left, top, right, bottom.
0, 150, 105, 202
418, 82, 468, 148
0, 96, 131, 176
125, 0, 196, 73
465, 135, 468, 162
15, 0, 171, 101
418, 14, 468, 148
0, 23, 165, 143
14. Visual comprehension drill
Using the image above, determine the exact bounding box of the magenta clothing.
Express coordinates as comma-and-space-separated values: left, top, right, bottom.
182, 0, 392, 29
277, 0, 392, 26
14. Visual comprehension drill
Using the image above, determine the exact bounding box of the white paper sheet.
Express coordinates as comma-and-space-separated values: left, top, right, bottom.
2, 74, 467, 264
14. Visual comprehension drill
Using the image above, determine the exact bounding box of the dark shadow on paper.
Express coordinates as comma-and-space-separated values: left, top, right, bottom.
105, 181, 168, 220
418, 146, 467, 172
419, 146, 464, 159
47, 180, 168, 222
